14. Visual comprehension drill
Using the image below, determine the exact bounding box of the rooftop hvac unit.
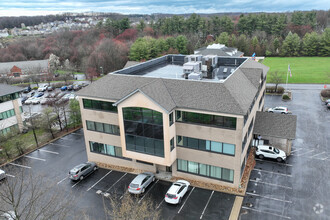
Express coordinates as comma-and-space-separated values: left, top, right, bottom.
188, 72, 202, 80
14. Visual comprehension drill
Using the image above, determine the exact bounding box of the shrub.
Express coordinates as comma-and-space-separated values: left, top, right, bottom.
321, 89, 330, 98
32, 86, 38, 90
266, 86, 284, 94
282, 93, 290, 100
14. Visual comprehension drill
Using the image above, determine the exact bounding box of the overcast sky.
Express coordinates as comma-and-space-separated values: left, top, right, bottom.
0, 0, 329, 17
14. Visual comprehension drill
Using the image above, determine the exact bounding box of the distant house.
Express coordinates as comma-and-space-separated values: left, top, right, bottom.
0, 60, 49, 77
194, 44, 244, 57
9, 66, 22, 77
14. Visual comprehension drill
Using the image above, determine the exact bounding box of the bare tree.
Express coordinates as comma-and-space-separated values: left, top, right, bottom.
40, 107, 57, 139
0, 170, 75, 220
269, 71, 284, 93
103, 192, 160, 220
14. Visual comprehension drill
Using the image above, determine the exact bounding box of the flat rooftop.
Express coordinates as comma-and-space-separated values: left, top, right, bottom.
114, 55, 247, 82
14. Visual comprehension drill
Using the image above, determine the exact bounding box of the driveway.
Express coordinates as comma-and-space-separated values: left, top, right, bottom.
240, 88, 330, 219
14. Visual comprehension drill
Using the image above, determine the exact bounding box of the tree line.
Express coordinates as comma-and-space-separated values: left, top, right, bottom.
0, 11, 329, 76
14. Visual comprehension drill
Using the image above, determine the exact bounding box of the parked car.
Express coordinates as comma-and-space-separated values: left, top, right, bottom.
327, 103, 330, 109
21, 96, 28, 104
0, 169, 6, 181
165, 180, 190, 204
34, 92, 44, 98
267, 106, 288, 114
67, 85, 74, 91
73, 84, 82, 91
0, 211, 16, 220
31, 97, 41, 104
256, 145, 287, 162
60, 86, 68, 91
47, 86, 54, 91
29, 91, 35, 97
69, 162, 97, 181
81, 82, 89, 87
24, 97, 35, 105
23, 86, 31, 93
325, 99, 330, 105
128, 172, 155, 194
38, 84, 48, 92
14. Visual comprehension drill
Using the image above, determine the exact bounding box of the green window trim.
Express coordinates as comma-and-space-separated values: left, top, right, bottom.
177, 136, 235, 156
89, 141, 131, 160
86, 120, 120, 135
82, 99, 117, 112
176, 110, 236, 130
177, 159, 234, 183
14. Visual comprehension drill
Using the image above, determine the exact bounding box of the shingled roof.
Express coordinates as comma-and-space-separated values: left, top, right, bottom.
253, 111, 297, 140
0, 83, 24, 97
77, 57, 268, 115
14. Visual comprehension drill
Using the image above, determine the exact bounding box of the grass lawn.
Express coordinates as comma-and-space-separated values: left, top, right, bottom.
262, 57, 330, 84
56, 70, 85, 75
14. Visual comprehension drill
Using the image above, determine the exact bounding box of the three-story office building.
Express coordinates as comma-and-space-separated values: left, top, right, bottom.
0, 84, 24, 135
77, 55, 269, 189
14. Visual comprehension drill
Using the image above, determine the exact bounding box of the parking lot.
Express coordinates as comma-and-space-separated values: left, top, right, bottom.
240, 88, 330, 220
1, 129, 236, 219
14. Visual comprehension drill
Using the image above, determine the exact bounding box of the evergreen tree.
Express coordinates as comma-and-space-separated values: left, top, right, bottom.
302, 32, 320, 56
281, 32, 301, 56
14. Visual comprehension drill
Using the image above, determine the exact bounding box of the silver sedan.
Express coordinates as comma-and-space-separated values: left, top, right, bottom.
69, 162, 97, 181
128, 172, 155, 194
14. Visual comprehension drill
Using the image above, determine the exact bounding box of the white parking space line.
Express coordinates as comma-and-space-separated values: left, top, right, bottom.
8, 163, 31, 169
249, 179, 293, 189
310, 151, 326, 158
6, 174, 15, 178
156, 199, 165, 209
321, 156, 330, 161
242, 206, 291, 219
38, 149, 59, 154
119, 192, 128, 200
106, 173, 127, 192
255, 158, 292, 167
24, 155, 46, 161
294, 149, 315, 157
87, 170, 112, 192
57, 176, 68, 185
138, 179, 159, 204
246, 192, 292, 203
178, 186, 195, 213
72, 180, 82, 188
49, 143, 70, 148
200, 190, 214, 219
253, 168, 292, 177
290, 148, 303, 153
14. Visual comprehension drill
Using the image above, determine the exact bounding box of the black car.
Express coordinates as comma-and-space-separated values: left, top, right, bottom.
23, 86, 31, 93
21, 96, 28, 104
67, 85, 74, 91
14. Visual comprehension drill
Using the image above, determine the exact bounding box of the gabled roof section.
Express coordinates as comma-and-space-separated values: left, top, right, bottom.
224, 68, 257, 114
10, 65, 22, 72
240, 68, 263, 88
0, 83, 24, 97
113, 78, 176, 113
253, 111, 297, 139
240, 59, 269, 77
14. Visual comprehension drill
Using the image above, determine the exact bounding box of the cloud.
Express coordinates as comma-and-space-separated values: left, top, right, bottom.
0, 0, 329, 16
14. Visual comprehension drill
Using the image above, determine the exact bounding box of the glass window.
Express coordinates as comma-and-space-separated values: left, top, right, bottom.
83, 99, 92, 108
199, 164, 209, 176
170, 138, 175, 151
199, 139, 207, 151
188, 137, 199, 149
153, 111, 163, 125
105, 144, 115, 156
154, 140, 164, 157
169, 112, 174, 126
142, 109, 153, 123
211, 141, 222, 153
95, 122, 104, 132
222, 168, 234, 182
188, 161, 198, 174
126, 135, 135, 150
176, 111, 182, 121
115, 147, 123, 157
223, 143, 235, 155
135, 136, 145, 152
178, 159, 187, 171
86, 121, 95, 130
177, 136, 183, 145
210, 166, 221, 179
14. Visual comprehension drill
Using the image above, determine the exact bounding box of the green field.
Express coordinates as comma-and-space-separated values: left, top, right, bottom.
261, 57, 330, 84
